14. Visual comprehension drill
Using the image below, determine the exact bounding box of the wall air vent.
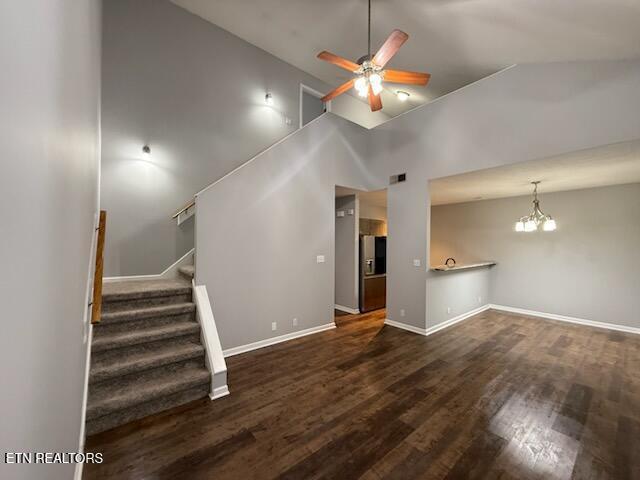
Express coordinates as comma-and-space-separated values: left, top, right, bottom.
390, 173, 407, 184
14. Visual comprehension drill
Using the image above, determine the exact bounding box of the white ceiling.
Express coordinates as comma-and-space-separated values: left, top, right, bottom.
172, 0, 640, 117
430, 140, 640, 205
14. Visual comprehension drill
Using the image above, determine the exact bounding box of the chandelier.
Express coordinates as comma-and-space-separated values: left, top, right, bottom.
515, 181, 557, 232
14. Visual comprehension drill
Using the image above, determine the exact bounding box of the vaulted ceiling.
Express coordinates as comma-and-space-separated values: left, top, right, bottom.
172, 0, 640, 118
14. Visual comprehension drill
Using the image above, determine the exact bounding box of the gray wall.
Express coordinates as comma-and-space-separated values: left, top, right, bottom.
367, 60, 640, 330
196, 114, 372, 349
431, 184, 640, 328
195, 60, 640, 350
426, 269, 491, 328
302, 91, 325, 127
0, 1, 102, 479
101, 0, 386, 276
335, 195, 359, 310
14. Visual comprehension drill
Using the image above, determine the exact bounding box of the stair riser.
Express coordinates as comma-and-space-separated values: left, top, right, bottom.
87, 358, 209, 420
86, 384, 209, 436
102, 293, 192, 313
93, 313, 196, 336
90, 347, 205, 385
100, 304, 196, 325
90, 355, 206, 394
92, 331, 201, 354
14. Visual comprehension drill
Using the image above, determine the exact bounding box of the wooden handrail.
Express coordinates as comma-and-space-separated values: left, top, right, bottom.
91, 210, 107, 324
172, 198, 195, 219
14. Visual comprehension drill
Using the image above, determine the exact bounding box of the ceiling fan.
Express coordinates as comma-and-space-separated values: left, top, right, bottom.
317, 0, 430, 112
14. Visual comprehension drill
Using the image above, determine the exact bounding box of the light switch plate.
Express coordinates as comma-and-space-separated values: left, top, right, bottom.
413, 259, 421, 267
336, 211, 345, 217
317, 255, 325, 263
347, 209, 354, 215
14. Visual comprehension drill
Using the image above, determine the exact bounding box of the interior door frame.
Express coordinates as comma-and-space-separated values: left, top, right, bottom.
299, 83, 331, 129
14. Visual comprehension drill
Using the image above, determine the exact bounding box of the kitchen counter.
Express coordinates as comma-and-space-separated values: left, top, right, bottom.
430, 261, 496, 272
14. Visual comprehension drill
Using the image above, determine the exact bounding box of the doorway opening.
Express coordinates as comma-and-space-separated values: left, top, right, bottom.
334, 186, 387, 322
300, 84, 330, 129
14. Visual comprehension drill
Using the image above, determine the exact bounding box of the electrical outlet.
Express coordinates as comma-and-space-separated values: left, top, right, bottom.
271, 322, 277, 331
447, 307, 451, 314
400, 309, 405, 317
293, 318, 298, 327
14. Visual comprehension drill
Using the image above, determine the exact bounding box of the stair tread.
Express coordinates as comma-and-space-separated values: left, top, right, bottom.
92, 322, 200, 352
103, 279, 191, 302
100, 302, 195, 323
178, 265, 195, 277
87, 363, 210, 420
90, 341, 204, 384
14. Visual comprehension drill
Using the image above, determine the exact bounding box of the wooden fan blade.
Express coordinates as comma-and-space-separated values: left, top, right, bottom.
321, 79, 355, 102
372, 29, 409, 68
368, 85, 382, 112
384, 69, 431, 86
317, 51, 359, 72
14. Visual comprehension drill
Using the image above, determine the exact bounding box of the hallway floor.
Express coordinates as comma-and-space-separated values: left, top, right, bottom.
85, 309, 640, 479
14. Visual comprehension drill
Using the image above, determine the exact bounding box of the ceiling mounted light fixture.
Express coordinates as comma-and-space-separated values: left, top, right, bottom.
265, 92, 274, 105
396, 90, 410, 102
515, 181, 556, 233
316, 0, 430, 112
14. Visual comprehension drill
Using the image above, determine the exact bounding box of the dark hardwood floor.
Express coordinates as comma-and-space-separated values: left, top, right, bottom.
85, 309, 640, 479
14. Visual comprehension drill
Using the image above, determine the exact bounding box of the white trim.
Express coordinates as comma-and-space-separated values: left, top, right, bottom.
384, 318, 428, 335
176, 203, 195, 226
104, 248, 194, 283
385, 304, 491, 337
75, 208, 101, 480
193, 284, 229, 400
210, 385, 230, 400
489, 304, 640, 335
300, 83, 331, 129
223, 322, 336, 358
335, 304, 360, 315
424, 305, 491, 336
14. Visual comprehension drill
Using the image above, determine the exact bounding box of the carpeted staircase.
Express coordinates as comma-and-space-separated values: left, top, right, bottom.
86, 273, 209, 435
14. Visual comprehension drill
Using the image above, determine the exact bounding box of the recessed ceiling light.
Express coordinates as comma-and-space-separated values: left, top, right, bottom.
396, 91, 410, 102
265, 92, 274, 105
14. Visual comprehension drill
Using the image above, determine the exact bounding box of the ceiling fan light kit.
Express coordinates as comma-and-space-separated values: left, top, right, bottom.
316, 0, 430, 112
396, 90, 410, 102
515, 181, 557, 233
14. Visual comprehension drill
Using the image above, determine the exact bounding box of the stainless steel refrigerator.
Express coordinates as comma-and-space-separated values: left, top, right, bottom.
359, 235, 387, 312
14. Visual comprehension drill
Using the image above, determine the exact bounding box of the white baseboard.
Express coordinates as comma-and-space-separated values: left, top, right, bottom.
104, 248, 194, 283
335, 304, 360, 315
223, 322, 336, 358
210, 385, 230, 400
489, 304, 640, 335
384, 318, 428, 335
385, 304, 491, 337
